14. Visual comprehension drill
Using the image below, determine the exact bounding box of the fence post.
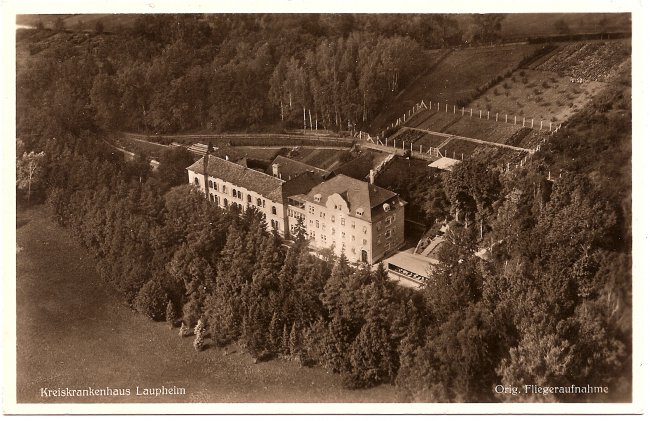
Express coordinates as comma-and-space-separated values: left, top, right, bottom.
522, 117, 525, 126
462, 107, 465, 116
470, 108, 473, 118
453, 151, 456, 159
549, 121, 552, 131
506, 114, 508, 123
479, 110, 482, 119
437, 102, 439, 111
402, 141, 405, 150
410, 143, 413, 152
445, 103, 448, 113
514, 115, 517, 125
531, 118, 534, 128
393, 139, 396, 149
454, 105, 456, 114
496, 112, 498, 122
487, 111, 490, 120
540, 120, 543, 130
461, 153, 464, 160
420, 145, 422, 153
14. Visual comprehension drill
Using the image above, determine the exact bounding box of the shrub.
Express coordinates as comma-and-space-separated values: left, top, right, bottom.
519, 70, 525, 77
542, 81, 550, 89
193, 331, 205, 351
503, 82, 511, 89
134, 280, 168, 321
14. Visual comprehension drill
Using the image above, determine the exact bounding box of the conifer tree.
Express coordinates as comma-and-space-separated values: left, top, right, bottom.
289, 322, 301, 357
166, 300, 178, 328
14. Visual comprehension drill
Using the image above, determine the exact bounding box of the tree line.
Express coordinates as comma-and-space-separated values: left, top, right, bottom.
17, 14, 514, 136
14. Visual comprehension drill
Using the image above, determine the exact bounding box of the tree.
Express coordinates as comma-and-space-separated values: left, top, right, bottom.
134, 280, 168, 321
156, 146, 196, 188
166, 300, 178, 328
16, 148, 46, 203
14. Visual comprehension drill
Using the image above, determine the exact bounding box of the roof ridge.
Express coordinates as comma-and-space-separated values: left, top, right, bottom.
209, 155, 285, 185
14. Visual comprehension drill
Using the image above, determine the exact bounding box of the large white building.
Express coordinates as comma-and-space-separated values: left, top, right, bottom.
187, 154, 406, 264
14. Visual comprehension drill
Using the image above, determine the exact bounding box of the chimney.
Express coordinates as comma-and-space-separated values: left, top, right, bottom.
272, 163, 280, 178
369, 169, 375, 185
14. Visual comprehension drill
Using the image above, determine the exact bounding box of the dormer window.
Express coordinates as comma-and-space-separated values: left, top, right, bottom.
314, 194, 322, 203
383, 203, 391, 212
356, 208, 364, 216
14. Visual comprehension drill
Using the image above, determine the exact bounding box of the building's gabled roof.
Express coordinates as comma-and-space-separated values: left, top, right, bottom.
295, 174, 399, 222
268, 155, 332, 181
187, 155, 285, 202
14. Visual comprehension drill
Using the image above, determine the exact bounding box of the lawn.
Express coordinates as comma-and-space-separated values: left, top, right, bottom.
368, 43, 540, 134
468, 69, 607, 124
15, 206, 398, 403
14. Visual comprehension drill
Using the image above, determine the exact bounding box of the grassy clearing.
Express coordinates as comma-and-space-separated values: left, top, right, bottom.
16, 206, 398, 403
469, 69, 606, 124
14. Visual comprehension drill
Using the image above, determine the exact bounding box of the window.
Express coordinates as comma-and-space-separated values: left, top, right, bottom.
209, 193, 214, 201
309, 220, 313, 225
341, 218, 345, 226
331, 215, 335, 223
320, 212, 325, 218
331, 228, 335, 235
247, 194, 252, 203
316, 220, 319, 228
351, 248, 356, 254
215, 183, 219, 191
356, 208, 364, 216
309, 206, 314, 215
208, 180, 213, 188
224, 198, 228, 207
232, 188, 237, 197
263, 200, 266, 208
194, 177, 199, 186
341, 232, 345, 239
272, 206, 277, 215
385, 230, 392, 239
314, 194, 321, 203
257, 198, 262, 206
352, 235, 356, 242
222, 185, 226, 193
237, 191, 242, 200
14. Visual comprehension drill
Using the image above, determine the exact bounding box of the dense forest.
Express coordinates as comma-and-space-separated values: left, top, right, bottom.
16, 14, 632, 402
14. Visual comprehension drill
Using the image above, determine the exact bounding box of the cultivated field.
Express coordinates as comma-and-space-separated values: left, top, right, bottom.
533, 41, 631, 83
16, 207, 398, 403
468, 69, 607, 124
368, 43, 540, 133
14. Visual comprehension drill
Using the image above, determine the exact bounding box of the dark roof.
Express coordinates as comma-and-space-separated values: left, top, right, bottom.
187, 155, 321, 203
188, 155, 285, 202
268, 155, 331, 181
294, 174, 399, 222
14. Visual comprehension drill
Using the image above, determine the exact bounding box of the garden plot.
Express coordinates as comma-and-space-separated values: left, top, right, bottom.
390, 128, 425, 145
405, 109, 436, 129
443, 116, 523, 144
413, 133, 450, 150
410, 111, 461, 132
472, 146, 530, 167
437, 138, 481, 160
534, 41, 631, 83
468, 69, 607, 124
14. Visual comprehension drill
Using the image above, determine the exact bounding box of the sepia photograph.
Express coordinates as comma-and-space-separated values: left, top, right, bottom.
4, 1, 645, 415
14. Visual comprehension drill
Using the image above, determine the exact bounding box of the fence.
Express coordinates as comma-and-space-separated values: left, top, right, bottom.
380, 99, 561, 140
